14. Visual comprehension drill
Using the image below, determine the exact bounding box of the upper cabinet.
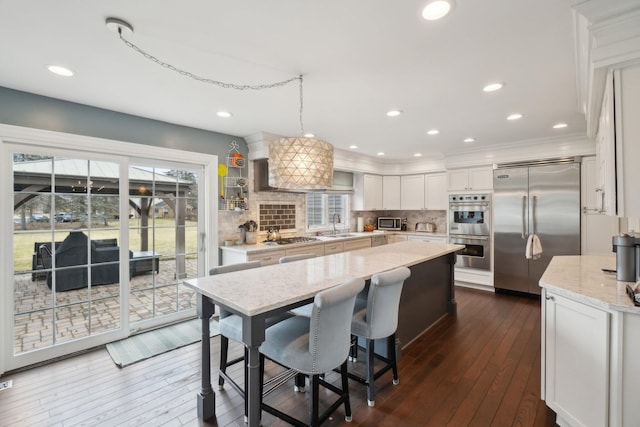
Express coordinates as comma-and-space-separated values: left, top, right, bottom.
382, 175, 401, 210
353, 173, 383, 210
447, 167, 493, 192
595, 70, 617, 215
614, 65, 640, 217
596, 65, 640, 217
425, 173, 448, 210
400, 175, 425, 210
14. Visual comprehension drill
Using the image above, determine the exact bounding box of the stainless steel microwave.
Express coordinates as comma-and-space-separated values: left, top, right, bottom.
378, 217, 402, 231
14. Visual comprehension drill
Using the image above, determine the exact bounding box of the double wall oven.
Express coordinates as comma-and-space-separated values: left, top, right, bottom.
449, 194, 491, 271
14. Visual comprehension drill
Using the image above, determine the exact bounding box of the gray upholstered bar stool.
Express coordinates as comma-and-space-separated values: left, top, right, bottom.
278, 253, 317, 392
348, 266, 411, 407
209, 261, 262, 397
280, 253, 316, 322
278, 253, 316, 264
259, 277, 365, 426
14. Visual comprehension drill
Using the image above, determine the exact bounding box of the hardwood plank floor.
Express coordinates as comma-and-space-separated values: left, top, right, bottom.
0, 287, 557, 426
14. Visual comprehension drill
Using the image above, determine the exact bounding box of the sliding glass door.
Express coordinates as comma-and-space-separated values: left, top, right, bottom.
127, 162, 202, 328
4, 138, 212, 371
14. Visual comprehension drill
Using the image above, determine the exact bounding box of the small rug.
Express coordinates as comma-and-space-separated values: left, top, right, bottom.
107, 318, 219, 368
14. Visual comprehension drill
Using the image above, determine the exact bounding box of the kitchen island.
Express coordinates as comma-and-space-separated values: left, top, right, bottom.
184, 240, 464, 426
540, 255, 640, 427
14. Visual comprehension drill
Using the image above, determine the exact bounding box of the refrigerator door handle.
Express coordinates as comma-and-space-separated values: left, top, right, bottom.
521, 195, 527, 239
532, 195, 537, 235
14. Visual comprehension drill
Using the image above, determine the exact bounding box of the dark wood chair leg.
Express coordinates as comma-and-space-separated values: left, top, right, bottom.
366, 338, 376, 406
310, 374, 320, 427
389, 333, 399, 384
341, 361, 352, 421
295, 372, 306, 392
218, 335, 229, 387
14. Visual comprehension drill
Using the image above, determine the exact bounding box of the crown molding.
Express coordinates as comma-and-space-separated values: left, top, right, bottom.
571, 0, 640, 137
444, 134, 595, 169
247, 131, 594, 175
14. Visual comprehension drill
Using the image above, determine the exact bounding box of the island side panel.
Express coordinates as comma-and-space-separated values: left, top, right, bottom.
397, 253, 453, 347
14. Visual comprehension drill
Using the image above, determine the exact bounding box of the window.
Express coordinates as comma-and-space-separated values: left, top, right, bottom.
306, 193, 350, 230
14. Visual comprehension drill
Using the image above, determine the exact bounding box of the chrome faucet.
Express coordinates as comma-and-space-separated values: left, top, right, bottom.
332, 213, 341, 235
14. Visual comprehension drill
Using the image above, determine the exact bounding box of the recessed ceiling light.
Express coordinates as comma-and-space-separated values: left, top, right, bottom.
377, 152, 385, 156
507, 113, 523, 121
463, 138, 475, 143
422, 0, 454, 20
216, 111, 233, 118
303, 133, 315, 138
553, 123, 568, 129
427, 129, 439, 135
47, 65, 74, 77
414, 153, 423, 157
386, 110, 402, 117
349, 145, 358, 150
483, 83, 503, 92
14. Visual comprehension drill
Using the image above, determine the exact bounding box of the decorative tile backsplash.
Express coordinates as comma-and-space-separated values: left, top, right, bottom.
259, 203, 296, 231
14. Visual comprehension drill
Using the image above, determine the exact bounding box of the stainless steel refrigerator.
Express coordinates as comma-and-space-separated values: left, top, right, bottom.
493, 162, 581, 295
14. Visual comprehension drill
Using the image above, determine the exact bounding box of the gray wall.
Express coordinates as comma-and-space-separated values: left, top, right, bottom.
0, 86, 248, 159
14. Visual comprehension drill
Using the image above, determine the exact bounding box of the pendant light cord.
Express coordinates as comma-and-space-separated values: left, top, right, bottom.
299, 75, 305, 136
115, 31, 307, 136
116, 32, 301, 91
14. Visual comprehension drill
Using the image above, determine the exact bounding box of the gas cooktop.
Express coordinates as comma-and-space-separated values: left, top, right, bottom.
263, 236, 320, 245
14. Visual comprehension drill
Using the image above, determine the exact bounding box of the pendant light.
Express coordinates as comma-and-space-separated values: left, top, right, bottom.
269, 76, 333, 190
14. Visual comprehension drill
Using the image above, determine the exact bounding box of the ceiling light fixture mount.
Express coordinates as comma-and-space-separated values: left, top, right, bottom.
106, 17, 134, 36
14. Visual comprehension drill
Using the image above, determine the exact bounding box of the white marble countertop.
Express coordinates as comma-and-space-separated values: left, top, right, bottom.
186, 240, 464, 316
539, 255, 640, 313
220, 230, 448, 254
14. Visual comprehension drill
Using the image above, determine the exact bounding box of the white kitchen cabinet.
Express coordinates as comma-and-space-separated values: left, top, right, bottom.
353, 173, 383, 210
407, 235, 447, 243
388, 234, 408, 244
382, 175, 401, 210
425, 173, 448, 210
447, 167, 493, 192
595, 65, 640, 218
596, 70, 617, 216
543, 290, 609, 427
285, 244, 325, 258
613, 65, 640, 217
343, 238, 371, 252
323, 241, 344, 255
400, 175, 425, 210
581, 156, 619, 255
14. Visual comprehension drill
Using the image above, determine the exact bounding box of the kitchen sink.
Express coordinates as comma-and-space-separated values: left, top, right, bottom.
324, 233, 358, 238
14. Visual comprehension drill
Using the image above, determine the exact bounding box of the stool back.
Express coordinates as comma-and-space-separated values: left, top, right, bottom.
310, 277, 365, 373
209, 261, 262, 276
279, 253, 316, 263
365, 267, 411, 339
209, 261, 262, 319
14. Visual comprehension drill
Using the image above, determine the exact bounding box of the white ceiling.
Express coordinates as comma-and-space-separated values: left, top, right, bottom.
0, 0, 586, 161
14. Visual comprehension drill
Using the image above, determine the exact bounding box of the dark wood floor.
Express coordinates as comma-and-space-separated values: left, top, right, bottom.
0, 287, 557, 427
